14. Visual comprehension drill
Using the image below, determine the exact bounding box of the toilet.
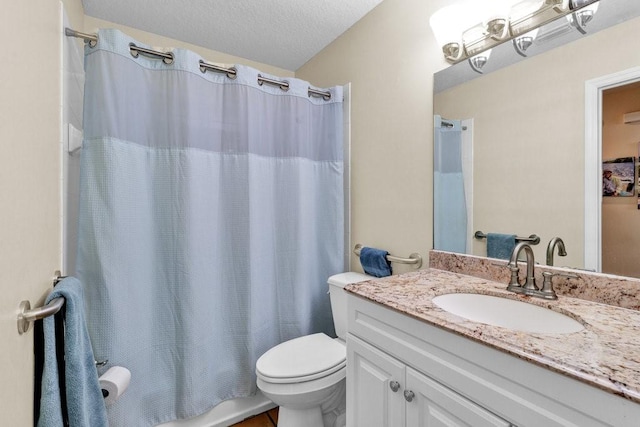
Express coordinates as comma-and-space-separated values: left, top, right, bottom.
255, 272, 372, 427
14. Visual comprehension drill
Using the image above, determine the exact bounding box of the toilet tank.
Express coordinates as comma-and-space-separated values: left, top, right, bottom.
327, 272, 373, 340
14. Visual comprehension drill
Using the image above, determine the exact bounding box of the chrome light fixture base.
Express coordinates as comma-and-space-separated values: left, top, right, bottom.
442, 42, 464, 63
431, 0, 600, 71
569, 9, 595, 34
487, 18, 510, 41
513, 36, 535, 57
469, 55, 489, 74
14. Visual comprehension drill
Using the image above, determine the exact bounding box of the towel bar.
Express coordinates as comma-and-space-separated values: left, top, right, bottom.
17, 272, 66, 335
474, 231, 540, 245
353, 244, 422, 269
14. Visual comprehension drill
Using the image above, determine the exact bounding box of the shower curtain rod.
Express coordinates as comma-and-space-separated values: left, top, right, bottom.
65, 27, 97, 46
65, 27, 333, 100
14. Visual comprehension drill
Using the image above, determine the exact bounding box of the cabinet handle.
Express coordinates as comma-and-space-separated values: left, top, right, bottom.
404, 390, 415, 402
389, 380, 400, 392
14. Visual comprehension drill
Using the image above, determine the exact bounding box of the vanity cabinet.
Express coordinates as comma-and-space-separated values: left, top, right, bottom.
346, 294, 640, 427
347, 334, 404, 426
348, 333, 509, 426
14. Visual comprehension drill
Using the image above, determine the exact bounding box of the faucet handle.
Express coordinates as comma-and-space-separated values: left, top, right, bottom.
492, 262, 523, 292
506, 264, 521, 290
540, 271, 578, 300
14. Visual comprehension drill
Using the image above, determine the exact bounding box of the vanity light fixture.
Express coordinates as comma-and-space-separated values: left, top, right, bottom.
430, 0, 600, 70
469, 49, 492, 74
566, 0, 599, 34
509, 0, 570, 38
512, 28, 539, 56
463, 0, 516, 58
429, 2, 483, 62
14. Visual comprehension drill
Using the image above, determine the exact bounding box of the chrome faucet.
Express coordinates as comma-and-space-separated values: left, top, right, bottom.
506, 241, 578, 300
507, 242, 537, 294
546, 237, 567, 266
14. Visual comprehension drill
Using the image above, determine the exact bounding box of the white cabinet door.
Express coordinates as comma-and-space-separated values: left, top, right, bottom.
405, 367, 511, 427
347, 334, 405, 427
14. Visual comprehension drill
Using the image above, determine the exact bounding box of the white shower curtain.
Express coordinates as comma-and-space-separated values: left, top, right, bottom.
77, 29, 345, 426
433, 116, 471, 253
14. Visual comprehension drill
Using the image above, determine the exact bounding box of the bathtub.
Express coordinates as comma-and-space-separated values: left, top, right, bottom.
158, 391, 276, 427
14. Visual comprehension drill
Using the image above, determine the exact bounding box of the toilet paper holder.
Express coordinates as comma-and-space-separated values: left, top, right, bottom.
99, 366, 132, 404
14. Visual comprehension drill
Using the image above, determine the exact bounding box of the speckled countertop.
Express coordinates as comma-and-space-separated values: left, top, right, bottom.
345, 268, 640, 403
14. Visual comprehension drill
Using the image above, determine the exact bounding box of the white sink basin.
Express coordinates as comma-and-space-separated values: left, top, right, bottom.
432, 293, 584, 334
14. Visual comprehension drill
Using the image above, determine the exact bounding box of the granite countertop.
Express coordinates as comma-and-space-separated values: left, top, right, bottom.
345, 268, 640, 403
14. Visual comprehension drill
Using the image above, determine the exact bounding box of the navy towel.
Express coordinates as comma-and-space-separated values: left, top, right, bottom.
360, 247, 392, 277
38, 277, 108, 427
486, 233, 517, 260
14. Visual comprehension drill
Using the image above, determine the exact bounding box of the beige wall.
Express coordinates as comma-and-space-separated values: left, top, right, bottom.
63, 0, 84, 29
297, 0, 452, 274
434, 16, 640, 269
0, 0, 74, 423
602, 84, 640, 276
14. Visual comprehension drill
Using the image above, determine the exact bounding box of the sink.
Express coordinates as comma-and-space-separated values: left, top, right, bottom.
432, 293, 584, 334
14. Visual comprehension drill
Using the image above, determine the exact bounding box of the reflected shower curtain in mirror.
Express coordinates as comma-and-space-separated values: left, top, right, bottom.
433, 116, 472, 253
77, 29, 344, 426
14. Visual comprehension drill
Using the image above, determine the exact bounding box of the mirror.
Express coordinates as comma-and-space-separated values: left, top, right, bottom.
433, 0, 640, 276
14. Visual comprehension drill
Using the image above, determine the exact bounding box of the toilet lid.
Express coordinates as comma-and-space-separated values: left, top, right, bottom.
256, 333, 346, 383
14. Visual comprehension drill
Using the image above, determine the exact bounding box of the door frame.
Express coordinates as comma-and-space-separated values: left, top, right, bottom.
584, 67, 640, 271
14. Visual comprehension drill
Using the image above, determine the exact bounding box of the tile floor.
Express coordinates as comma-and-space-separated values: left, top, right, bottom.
231, 408, 278, 427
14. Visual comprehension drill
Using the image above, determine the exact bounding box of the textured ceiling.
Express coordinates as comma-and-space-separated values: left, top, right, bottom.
82, 0, 385, 71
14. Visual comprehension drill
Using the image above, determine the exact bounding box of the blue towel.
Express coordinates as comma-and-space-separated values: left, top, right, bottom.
360, 247, 392, 277
486, 233, 517, 260
38, 277, 108, 427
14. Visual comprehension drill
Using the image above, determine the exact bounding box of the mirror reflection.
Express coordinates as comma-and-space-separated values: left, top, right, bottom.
601, 82, 640, 277
433, 0, 640, 277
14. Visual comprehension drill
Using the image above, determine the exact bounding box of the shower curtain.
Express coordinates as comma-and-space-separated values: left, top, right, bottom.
77, 29, 344, 426
433, 116, 471, 253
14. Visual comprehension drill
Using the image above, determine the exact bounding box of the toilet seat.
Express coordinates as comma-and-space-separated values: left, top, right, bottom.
256, 333, 346, 384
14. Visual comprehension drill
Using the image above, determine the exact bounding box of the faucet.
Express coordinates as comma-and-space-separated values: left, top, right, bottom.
506, 241, 578, 300
507, 242, 537, 294
539, 271, 578, 300
546, 237, 567, 266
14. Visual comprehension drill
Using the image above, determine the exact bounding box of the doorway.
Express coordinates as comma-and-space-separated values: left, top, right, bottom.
601, 82, 640, 276
585, 67, 640, 275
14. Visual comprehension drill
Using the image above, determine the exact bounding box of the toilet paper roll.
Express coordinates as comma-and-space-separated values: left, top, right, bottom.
99, 366, 131, 405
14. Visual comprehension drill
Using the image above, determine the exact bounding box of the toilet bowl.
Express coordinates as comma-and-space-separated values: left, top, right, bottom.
256, 333, 346, 427
255, 272, 372, 427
